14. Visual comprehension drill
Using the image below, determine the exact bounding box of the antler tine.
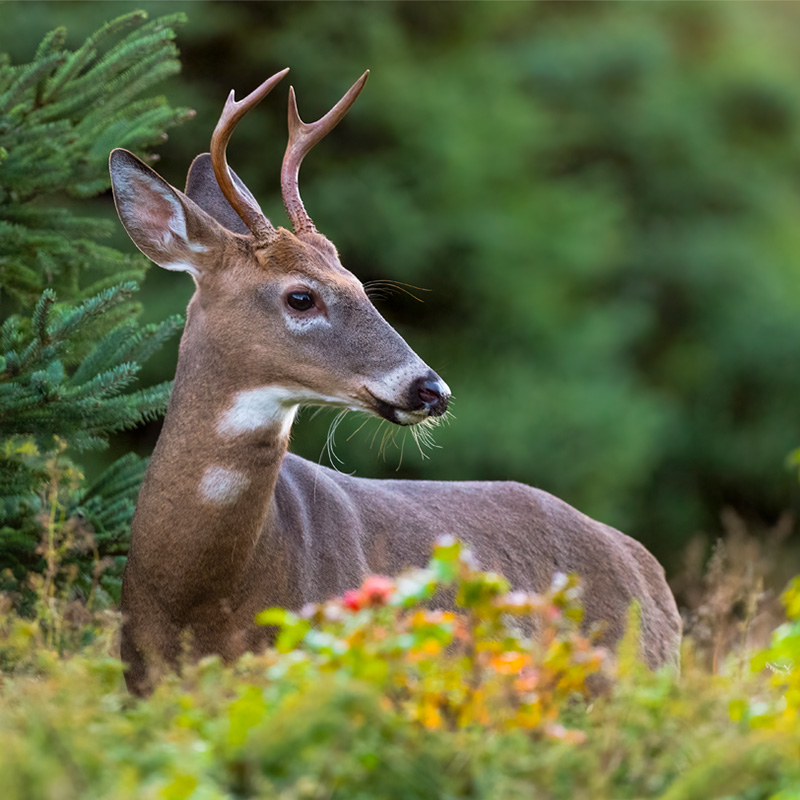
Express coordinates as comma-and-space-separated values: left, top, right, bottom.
281, 71, 369, 235
210, 67, 290, 242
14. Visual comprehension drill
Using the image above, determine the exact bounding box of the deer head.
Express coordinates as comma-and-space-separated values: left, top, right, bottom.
109, 69, 450, 437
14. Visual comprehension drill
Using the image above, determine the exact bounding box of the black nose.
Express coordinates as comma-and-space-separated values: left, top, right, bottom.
410, 374, 451, 417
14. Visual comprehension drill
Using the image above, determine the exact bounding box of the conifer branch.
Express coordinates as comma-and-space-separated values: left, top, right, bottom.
0, 14, 188, 602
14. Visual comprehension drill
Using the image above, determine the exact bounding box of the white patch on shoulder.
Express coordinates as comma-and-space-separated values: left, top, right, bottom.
198, 465, 250, 506
217, 385, 347, 439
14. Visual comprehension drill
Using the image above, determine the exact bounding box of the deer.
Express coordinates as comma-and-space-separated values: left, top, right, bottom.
109, 68, 681, 696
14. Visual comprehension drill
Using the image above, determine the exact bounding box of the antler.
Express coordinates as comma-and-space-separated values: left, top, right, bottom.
282, 71, 369, 235
211, 68, 290, 242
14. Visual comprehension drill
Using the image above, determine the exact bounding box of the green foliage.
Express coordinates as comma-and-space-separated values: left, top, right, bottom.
0, 439, 146, 616
2, 542, 800, 799
4, 3, 799, 562
746, 576, 800, 731
0, 10, 193, 307
0, 14, 188, 606
1, 285, 179, 451
256, 539, 603, 736
34, 0, 796, 561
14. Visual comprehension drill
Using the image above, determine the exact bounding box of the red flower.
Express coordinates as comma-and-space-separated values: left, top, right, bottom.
342, 590, 362, 611
361, 575, 395, 606
341, 575, 395, 612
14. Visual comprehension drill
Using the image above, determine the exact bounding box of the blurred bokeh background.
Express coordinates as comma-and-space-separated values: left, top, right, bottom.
5, 1, 800, 572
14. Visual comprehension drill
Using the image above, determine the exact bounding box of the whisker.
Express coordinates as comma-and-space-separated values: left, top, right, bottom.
346, 416, 371, 442
396, 433, 406, 472
379, 424, 398, 461
358, 411, 448, 466
410, 426, 428, 461
379, 425, 391, 460
386, 284, 424, 303
364, 287, 392, 301
364, 279, 431, 292
370, 419, 387, 450
321, 409, 349, 471
363, 279, 430, 303
416, 416, 443, 457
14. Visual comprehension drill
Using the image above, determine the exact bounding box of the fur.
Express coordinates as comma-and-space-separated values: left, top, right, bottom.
111, 146, 681, 697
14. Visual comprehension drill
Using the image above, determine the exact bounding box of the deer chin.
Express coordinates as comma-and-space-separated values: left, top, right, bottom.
361, 388, 430, 426
390, 407, 432, 426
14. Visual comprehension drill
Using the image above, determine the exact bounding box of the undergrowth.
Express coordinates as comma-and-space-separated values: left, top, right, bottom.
1, 538, 800, 799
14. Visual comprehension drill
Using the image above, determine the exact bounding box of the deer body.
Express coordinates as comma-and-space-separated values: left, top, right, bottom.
111, 70, 681, 695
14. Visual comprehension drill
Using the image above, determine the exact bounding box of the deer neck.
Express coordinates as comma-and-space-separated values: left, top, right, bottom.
129, 302, 294, 604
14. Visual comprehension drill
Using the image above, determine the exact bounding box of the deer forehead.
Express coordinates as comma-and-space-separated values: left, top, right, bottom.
204, 242, 364, 305
256, 230, 361, 287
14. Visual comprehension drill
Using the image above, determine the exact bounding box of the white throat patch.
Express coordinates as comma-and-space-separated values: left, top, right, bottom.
217, 385, 354, 440
217, 386, 300, 439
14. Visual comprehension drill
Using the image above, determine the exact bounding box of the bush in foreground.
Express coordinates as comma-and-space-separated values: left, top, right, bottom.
2, 540, 800, 799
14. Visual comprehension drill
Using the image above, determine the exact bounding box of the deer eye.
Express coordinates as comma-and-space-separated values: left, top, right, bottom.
286, 290, 315, 311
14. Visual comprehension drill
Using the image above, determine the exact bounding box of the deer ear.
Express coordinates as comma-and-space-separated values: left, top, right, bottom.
185, 153, 264, 236
109, 148, 227, 277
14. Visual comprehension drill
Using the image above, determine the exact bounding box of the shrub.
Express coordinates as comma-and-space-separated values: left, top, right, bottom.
2, 540, 800, 799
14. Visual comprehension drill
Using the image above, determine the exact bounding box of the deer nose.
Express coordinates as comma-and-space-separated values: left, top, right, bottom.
412, 374, 451, 417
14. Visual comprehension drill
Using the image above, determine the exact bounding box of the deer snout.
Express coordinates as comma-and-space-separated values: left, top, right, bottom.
411, 373, 450, 417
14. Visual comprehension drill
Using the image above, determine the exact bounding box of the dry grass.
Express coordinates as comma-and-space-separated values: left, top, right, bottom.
672, 509, 796, 672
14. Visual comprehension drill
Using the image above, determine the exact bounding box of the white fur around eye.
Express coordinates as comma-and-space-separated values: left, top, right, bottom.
283, 313, 330, 333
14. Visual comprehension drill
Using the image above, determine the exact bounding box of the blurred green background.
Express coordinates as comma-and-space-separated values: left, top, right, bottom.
5, 1, 800, 569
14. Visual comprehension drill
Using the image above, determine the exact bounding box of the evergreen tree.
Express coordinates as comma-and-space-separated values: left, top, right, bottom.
0, 12, 190, 609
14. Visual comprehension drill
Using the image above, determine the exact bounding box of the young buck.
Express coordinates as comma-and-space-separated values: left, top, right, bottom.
110, 69, 681, 695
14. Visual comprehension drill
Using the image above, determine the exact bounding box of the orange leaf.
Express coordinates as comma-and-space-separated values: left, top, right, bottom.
490, 651, 529, 675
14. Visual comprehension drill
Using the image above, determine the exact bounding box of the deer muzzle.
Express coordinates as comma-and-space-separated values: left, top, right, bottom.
365, 370, 450, 426
411, 374, 450, 417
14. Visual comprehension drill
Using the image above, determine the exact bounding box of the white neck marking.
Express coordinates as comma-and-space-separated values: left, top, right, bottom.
217, 385, 352, 441
217, 386, 300, 439
198, 465, 250, 506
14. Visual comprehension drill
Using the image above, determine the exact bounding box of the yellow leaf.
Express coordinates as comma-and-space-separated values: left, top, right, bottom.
418, 700, 442, 729
514, 703, 543, 729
